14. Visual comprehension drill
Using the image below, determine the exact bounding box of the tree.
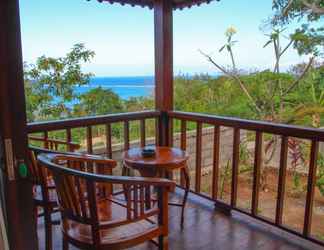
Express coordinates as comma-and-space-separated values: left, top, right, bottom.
200, 27, 315, 190
124, 97, 154, 112
74, 87, 124, 116
24, 43, 95, 122
287, 63, 324, 127
199, 27, 314, 122
272, 0, 324, 56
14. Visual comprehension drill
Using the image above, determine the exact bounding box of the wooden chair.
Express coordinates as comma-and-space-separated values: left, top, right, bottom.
38, 153, 175, 250
28, 137, 80, 250
29, 146, 58, 250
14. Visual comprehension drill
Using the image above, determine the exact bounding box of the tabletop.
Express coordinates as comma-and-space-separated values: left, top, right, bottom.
123, 146, 188, 170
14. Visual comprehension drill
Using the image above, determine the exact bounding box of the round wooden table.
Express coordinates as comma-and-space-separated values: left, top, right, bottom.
123, 146, 190, 225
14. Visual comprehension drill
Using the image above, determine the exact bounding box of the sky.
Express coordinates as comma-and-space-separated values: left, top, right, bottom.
19, 0, 310, 76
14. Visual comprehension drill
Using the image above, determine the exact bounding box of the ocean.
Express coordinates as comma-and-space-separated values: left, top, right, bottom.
76, 76, 155, 100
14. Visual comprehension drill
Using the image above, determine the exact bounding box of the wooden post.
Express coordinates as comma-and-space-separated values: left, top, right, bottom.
154, 0, 173, 146
0, 0, 38, 249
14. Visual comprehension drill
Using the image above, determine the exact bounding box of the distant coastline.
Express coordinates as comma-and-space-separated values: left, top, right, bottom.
75, 76, 155, 100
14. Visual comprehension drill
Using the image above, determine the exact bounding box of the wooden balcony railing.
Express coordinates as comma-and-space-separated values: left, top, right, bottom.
27, 111, 161, 156
27, 110, 324, 247
168, 110, 324, 247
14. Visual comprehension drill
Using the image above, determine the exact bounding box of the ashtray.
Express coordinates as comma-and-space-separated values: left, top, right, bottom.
142, 148, 156, 158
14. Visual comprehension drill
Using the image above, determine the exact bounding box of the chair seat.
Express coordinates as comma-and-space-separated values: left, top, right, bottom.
63, 200, 160, 247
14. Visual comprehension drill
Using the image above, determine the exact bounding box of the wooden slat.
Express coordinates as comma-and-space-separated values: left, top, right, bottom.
124, 121, 130, 150
86, 126, 93, 154
195, 122, 202, 193
275, 136, 288, 225
155, 117, 160, 146
126, 185, 132, 219
303, 140, 319, 236
251, 131, 263, 216
44, 131, 49, 149
133, 185, 138, 218
66, 128, 72, 151
140, 185, 145, 215
231, 128, 240, 207
180, 120, 187, 150
140, 119, 146, 147
106, 124, 112, 158
212, 125, 220, 200
180, 120, 187, 186
168, 117, 173, 146
86, 180, 100, 244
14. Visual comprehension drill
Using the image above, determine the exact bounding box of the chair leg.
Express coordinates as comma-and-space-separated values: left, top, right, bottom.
44, 208, 53, 250
158, 235, 168, 250
63, 236, 69, 250
181, 166, 190, 227
33, 205, 39, 244
122, 165, 129, 201
33, 205, 38, 231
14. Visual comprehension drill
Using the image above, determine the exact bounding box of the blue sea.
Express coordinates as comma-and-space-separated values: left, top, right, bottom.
76, 76, 155, 100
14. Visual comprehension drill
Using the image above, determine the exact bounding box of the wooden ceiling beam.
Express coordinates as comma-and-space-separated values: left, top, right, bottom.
87, 0, 216, 10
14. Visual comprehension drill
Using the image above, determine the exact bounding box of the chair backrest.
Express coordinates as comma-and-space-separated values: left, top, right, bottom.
28, 146, 80, 185
28, 134, 80, 185
38, 153, 175, 246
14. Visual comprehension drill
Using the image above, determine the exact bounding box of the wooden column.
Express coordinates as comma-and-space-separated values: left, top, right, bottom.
0, 0, 38, 249
154, 0, 173, 146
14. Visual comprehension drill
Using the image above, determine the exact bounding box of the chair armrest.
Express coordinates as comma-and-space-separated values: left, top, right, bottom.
38, 153, 175, 191
53, 154, 117, 169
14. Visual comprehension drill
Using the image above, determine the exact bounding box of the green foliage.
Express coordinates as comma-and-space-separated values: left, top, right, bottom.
291, 25, 324, 56
124, 97, 154, 112
272, 0, 324, 56
285, 64, 324, 127
74, 87, 123, 116
316, 154, 324, 196
24, 43, 95, 121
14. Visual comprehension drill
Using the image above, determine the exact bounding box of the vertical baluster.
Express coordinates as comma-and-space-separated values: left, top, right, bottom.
212, 125, 220, 200
106, 124, 112, 159
124, 121, 130, 150
155, 117, 160, 146
303, 140, 319, 236
66, 128, 72, 151
195, 122, 202, 193
140, 185, 145, 215
251, 131, 263, 216
126, 185, 132, 220
275, 136, 288, 225
168, 117, 173, 147
180, 120, 187, 187
44, 131, 49, 149
140, 119, 146, 147
180, 120, 187, 150
231, 128, 240, 207
133, 185, 138, 218
49, 141, 53, 150
87, 126, 93, 154
145, 185, 151, 210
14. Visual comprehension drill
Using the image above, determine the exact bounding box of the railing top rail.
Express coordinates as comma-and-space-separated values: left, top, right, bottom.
27, 110, 160, 133
169, 111, 324, 141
